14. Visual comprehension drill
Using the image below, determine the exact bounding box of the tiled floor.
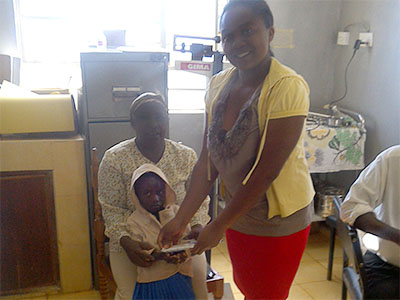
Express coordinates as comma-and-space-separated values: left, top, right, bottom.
210, 224, 344, 300
2, 224, 343, 300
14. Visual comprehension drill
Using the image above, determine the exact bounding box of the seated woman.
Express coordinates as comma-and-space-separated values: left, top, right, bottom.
128, 164, 196, 300
98, 92, 210, 299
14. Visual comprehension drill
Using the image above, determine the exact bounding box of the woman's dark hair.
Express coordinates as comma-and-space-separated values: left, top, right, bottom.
220, 0, 274, 29
220, 0, 275, 56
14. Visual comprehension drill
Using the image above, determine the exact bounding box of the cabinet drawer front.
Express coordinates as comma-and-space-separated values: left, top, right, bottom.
88, 122, 134, 159
83, 61, 167, 120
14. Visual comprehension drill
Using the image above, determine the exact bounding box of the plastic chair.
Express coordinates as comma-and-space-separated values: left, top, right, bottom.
332, 196, 367, 300
91, 148, 224, 299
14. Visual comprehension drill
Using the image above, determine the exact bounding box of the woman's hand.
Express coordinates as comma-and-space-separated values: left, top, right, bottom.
120, 236, 155, 267
190, 222, 225, 255
157, 217, 187, 249
184, 224, 203, 240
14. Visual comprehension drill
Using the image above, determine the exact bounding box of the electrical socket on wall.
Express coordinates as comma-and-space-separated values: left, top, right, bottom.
359, 32, 373, 47
337, 31, 350, 45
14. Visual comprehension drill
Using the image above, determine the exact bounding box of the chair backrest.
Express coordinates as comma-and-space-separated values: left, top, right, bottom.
91, 148, 117, 299
91, 148, 99, 200
333, 196, 367, 299
91, 148, 107, 244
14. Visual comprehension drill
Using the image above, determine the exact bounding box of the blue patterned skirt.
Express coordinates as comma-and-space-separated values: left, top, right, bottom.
132, 273, 195, 300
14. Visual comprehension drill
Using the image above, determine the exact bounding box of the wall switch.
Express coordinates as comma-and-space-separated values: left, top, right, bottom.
337, 31, 350, 45
359, 32, 373, 47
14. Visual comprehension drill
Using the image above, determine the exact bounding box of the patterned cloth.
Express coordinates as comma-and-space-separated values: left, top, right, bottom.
304, 121, 366, 173
98, 138, 210, 252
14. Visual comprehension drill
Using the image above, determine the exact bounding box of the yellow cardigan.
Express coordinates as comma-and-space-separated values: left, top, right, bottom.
205, 58, 315, 218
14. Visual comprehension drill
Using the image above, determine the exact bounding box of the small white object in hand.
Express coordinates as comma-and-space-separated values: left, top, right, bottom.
161, 240, 196, 253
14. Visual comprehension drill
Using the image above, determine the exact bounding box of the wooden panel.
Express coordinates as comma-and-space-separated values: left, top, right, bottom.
0, 171, 59, 295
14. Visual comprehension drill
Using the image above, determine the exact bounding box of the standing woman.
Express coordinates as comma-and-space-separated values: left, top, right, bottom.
159, 1, 315, 299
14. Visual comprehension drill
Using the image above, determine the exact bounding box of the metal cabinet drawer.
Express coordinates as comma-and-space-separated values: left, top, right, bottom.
88, 121, 134, 159
83, 60, 167, 121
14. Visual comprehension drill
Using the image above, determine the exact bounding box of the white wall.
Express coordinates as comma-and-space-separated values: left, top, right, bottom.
268, 0, 342, 110
333, 0, 400, 163
0, 0, 18, 56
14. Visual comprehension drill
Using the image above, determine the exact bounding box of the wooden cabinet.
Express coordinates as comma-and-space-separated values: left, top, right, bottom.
0, 171, 59, 295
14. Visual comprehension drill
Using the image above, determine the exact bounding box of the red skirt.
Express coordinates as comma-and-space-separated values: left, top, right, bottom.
225, 225, 310, 300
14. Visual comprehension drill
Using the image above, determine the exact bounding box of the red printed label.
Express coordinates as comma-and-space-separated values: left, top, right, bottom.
180, 62, 211, 71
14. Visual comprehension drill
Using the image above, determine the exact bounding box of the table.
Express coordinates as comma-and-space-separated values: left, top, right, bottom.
304, 117, 366, 277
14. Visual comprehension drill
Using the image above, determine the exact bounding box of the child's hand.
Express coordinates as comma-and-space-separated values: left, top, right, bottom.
151, 249, 168, 261
120, 237, 155, 267
163, 250, 189, 264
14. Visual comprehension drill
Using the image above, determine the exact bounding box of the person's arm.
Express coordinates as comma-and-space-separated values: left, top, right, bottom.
98, 151, 132, 243
176, 121, 219, 224
191, 115, 306, 254
354, 212, 400, 246
158, 116, 218, 247
120, 237, 155, 267
186, 148, 211, 236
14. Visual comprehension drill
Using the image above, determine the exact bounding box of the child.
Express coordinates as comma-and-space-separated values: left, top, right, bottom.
127, 164, 196, 300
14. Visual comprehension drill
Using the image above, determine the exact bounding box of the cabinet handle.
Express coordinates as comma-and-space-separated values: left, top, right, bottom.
112, 87, 141, 102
